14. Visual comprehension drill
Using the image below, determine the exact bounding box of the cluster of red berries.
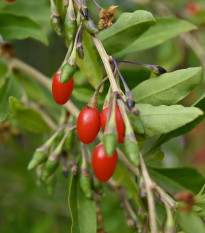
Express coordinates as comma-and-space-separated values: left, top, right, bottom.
52, 73, 124, 182
77, 105, 125, 182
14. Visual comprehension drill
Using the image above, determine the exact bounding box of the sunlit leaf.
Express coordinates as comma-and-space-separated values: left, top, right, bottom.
146, 93, 205, 151
132, 67, 202, 106
136, 103, 203, 138
0, 12, 48, 45
177, 211, 205, 233
116, 18, 197, 56
99, 10, 156, 54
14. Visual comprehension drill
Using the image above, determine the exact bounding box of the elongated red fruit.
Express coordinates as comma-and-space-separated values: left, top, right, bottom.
92, 144, 118, 182
52, 72, 74, 105
77, 106, 100, 144
101, 105, 125, 143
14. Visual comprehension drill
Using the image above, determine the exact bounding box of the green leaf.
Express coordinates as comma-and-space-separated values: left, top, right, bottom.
100, 186, 134, 233
112, 163, 146, 211
68, 174, 96, 233
2, 0, 51, 34
147, 93, 205, 151
132, 67, 202, 106
196, 185, 205, 203
195, 208, 205, 218
136, 103, 203, 138
112, 164, 139, 198
116, 18, 197, 56
9, 97, 51, 133
177, 211, 205, 233
77, 31, 103, 90
0, 58, 8, 77
145, 151, 164, 164
0, 12, 48, 45
98, 10, 156, 54
0, 75, 21, 122
72, 87, 104, 104
149, 167, 205, 194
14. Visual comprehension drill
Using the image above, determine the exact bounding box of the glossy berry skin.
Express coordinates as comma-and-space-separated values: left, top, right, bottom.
101, 105, 125, 143
77, 106, 100, 144
52, 72, 74, 105
7, 0, 16, 2
92, 144, 118, 182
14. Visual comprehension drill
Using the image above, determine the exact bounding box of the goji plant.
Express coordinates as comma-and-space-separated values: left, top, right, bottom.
0, 0, 205, 233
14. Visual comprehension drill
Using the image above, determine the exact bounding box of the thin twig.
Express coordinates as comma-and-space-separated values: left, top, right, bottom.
113, 59, 131, 94
91, 0, 103, 10
140, 153, 158, 233
92, 35, 120, 93
28, 101, 57, 130
142, 217, 150, 233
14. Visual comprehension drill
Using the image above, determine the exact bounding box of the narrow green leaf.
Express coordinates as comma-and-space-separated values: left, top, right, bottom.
147, 93, 205, 151
116, 18, 197, 56
136, 103, 203, 138
69, 175, 80, 233
0, 12, 48, 45
0, 58, 8, 77
149, 167, 205, 194
196, 184, 205, 198
145, 151, 164, 164
177, 211, 205, 233
68, 174, 96, 233
9, 97, 51, 133
98, 10, 156, 54
132, 67, 202, 106
77, 31, 103, 90
0, 75, 21, 122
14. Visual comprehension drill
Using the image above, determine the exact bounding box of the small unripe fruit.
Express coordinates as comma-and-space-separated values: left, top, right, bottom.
101, 105, 125, 143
